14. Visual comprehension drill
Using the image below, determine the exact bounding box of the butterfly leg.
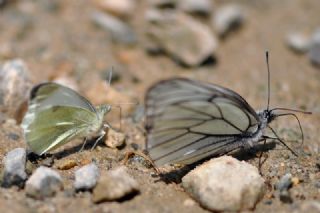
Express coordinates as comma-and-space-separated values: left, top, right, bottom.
79, 137, 88, 152
258, 139, 268, 175
91, 131, 106, 151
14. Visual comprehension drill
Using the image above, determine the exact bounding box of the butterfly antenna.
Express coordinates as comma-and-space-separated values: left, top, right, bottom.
270, 108, 311, 147
107, 67, 113, 86
273, 113, 305, 147
267, 125, 298, 156
270, 107, 312, 114
265, 51, 271, 111
107, 105, 122, 131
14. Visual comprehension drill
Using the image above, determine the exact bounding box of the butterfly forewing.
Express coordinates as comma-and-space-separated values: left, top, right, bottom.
29, 83, 97, 113
21, 83, 101, 155
145, 78, 260, 166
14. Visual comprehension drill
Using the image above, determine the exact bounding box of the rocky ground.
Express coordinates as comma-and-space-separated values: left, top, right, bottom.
0, 0, 319, 212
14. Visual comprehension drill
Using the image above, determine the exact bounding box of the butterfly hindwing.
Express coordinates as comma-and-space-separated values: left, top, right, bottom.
145, 78, 260, 165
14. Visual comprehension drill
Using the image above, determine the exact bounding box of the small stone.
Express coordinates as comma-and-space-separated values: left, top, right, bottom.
2, 148, 27, 188
7, 132, 20, 141
126, 154, 153, 169
213, 4, 245, 37
279, 190, 293, 203
94, 0, 136, 19
145, 8, 172, 23
286, 32, 311, 53
183, 198, 196, 207
146, 12, 218, 66
276, 173, 293, 203
25, 166, 62, 199
264, 200, 272, 205
178, 0, 213, 16
105, 129, 126, 148
182, 156, 265, 212
93, 166, 139, 203
55, 159, 77, 170
41, 157, 55, 167
80, 158, 92, 166
74, 163, 100, 191
309, 29, 320, 66
148, 0, 177, 8
292, 177, 300, 186
0, 0, 9, 8
91, 11, 136, 45
0, 59, 32, 121
276, 173, 293, 192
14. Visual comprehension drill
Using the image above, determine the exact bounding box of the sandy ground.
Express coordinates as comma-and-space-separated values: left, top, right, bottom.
0, 0, 319, 212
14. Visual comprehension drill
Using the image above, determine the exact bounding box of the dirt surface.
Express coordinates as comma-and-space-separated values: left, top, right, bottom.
0, 0, 319, 212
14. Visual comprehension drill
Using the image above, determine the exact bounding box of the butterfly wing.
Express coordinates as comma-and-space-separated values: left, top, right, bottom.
21, 83, 100, 155
145, 78, 260, 165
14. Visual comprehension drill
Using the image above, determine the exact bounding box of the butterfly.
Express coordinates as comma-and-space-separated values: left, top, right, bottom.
21, 82, 111, 155
145, 52, 311, 166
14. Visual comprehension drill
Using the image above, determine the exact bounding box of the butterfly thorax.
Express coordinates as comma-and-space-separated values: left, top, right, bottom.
84, 104, 111, 138
238, 110, 268, 147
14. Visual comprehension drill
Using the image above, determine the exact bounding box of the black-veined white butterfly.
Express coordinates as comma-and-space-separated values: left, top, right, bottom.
145, 52, 311, 166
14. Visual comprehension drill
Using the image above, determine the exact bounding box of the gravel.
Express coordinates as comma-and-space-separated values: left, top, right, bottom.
275, 173, 293, 203
213, 4, 245, 37
25, 166, 62, 199
94, 0, 136, 19
178, 0, 213, 16
146, 12, 218, 66
91, 11, 137, 45
93, 166, 139, 203
105, 129, 126, 148
309, 29, 320, 66
74, 163, 100, 191
2, 148, 27, 188
182, 156, 265, 212
0, 59, 32, 121
286, 32, 311, 53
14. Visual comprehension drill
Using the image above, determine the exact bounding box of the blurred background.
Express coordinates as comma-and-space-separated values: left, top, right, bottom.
0, 1, 319, 212
1, 0, 319, 110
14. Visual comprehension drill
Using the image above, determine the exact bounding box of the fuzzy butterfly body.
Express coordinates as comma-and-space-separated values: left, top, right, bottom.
145, 78, 276, 166
21, 83, 110, 155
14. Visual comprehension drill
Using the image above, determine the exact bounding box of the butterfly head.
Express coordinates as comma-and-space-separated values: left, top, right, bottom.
96, 104, 111, 119
264, 109, 277, 124
258, 109, 277, 127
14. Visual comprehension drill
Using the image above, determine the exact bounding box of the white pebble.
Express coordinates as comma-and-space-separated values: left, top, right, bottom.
182, 156, 265, 212
213, 4, 245, 37
91, 11, 136, 44
0, 59, 32, 120
2, 148, 27, 188
309, 29, 320, 66
25, 166, 62, 199
74, 163, 100, 191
